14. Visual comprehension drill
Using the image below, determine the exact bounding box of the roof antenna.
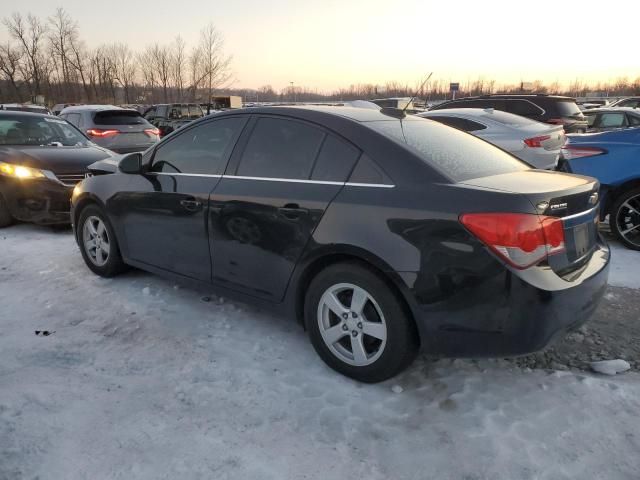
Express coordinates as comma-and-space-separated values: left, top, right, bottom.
403, 72, 433, 114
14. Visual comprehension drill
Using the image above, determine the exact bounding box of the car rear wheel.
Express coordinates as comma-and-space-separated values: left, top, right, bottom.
304, 262, 418, 383
78, 205, 126, 276
0, 193, 13, 228
611, 187, 640, 250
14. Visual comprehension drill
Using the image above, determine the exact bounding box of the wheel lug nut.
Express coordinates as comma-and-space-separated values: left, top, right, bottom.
352, 312, 358, 318
342, 313, 348, 319
352, 330, 358, 337
357, 322, 363, 329
342, 324, 348, 331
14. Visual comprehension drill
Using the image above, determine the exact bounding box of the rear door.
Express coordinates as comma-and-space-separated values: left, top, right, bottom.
209, 115, 360, 301
114, 116, 248, 281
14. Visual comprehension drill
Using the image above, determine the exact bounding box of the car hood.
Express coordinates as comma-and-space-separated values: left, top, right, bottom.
0, 145, 115, 173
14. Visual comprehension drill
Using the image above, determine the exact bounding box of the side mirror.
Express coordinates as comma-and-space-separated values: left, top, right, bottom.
118, 152, 143, 174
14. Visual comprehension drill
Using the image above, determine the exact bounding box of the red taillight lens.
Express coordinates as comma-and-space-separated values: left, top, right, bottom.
144, 128, 160, 136
86, 128, 119, 138
460, 213, 566, 269
523, 135, 551, 148
560, 145, 606, 160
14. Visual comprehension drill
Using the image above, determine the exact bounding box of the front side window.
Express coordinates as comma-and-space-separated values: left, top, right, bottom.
150, 117, 246, 175
236, 117, 324, 179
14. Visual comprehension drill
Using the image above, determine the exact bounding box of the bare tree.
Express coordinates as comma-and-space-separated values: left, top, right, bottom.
171, 36, 186, 102
111, 43, 136, 103
48, 8, 77, 100
3, 13, 48, 97
195, 23, 232, 111
0, 41, 24, 101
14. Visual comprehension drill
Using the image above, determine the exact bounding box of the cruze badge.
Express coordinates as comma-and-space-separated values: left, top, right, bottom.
550, 202, 568, 211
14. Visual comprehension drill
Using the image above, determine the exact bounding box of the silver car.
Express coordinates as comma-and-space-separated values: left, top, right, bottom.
418, 108, 565, 169
60, 105, 159, 154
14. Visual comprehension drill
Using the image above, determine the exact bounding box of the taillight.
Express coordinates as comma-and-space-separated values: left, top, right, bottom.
523, 135, 550, 148
144, 128, 160, 136
460, 213, 565, 269
86, 128, 119, 138
560, 145, 606, 160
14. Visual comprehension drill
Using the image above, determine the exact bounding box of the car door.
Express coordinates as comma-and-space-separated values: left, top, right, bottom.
114, 116, 248, 281
209, 115, 360, 301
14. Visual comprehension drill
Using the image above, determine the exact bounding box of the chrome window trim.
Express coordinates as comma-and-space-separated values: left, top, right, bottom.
561, 206, 598, 221
151, 172, 395, 188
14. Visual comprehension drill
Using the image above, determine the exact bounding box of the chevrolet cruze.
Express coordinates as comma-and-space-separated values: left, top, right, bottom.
71, 106, 610, 382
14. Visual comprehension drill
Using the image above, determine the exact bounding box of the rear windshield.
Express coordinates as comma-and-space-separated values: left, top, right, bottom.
481, 110, 537, 127
555, 100, 582, 116
93, 110, 148, 126
369, 118, 529, 182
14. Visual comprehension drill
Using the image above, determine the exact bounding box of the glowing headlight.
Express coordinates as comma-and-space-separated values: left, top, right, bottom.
0, 161, 45, 179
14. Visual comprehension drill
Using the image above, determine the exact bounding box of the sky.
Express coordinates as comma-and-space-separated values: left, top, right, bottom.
2, 0, 639, 92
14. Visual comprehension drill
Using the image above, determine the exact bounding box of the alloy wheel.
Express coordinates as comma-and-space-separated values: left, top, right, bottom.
82, 215, 111, 267
317, 283, 388, 366
615, 193, 640, 248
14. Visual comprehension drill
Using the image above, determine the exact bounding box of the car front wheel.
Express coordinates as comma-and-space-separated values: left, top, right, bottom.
305, 262, 418, 383
78, 205, 126, 276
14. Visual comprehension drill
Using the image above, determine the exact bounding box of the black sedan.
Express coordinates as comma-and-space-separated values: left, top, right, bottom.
0, 111, 114, 227
71, 106, 610, 382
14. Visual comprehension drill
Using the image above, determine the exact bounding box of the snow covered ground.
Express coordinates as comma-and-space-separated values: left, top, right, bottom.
1, 224, 639, 480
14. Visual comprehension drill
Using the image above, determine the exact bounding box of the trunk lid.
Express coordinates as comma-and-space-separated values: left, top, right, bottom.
461, 170, 600, 274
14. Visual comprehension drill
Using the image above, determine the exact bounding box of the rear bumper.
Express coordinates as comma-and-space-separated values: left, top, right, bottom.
407, 240, 610, 357
0, 177, 73, 224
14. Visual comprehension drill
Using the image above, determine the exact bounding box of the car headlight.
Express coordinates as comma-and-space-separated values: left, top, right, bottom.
0, 161, 45, 179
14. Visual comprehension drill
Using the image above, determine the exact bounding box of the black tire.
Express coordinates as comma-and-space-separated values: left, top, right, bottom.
77, 204, 127, 277
304, 262, 418, 383
0, 193, 13, 228
610, 187, 640, 251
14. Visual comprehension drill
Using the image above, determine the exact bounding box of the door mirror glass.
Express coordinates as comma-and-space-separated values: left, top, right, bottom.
118, 152, 143, 174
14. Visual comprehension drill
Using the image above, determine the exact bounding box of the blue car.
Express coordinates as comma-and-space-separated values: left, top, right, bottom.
560, 127, 640, 250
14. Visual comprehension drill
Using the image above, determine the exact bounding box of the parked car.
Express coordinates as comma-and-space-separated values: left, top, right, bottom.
608, 97, 640, 109
60, 105, 159, 153
51, 103, 82, 115
143, 103, 204, 137
584, 108, 640, 132
559, 127, 640, 250
418, 108, 565, 169
71, 106, 609, 382
0, 103, 51, 115
0, 111, 114, 227
430, 94, 588, 133
578, 100, 610, 111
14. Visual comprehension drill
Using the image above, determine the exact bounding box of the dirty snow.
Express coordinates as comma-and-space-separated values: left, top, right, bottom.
1, 224, 640, 480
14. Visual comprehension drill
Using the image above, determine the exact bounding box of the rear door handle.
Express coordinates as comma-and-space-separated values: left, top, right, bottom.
180, 199, 202, 211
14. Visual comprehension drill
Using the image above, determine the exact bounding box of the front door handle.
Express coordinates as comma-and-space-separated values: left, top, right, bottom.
180, 199, 202, 211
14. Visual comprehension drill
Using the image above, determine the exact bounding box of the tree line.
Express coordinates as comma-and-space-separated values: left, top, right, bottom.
0, 8, 231, 105
1, 8, 639, 106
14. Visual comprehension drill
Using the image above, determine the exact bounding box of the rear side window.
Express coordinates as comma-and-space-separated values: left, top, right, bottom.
311, 135, 360, 182
599, 113, 627, 128
369, 118, 528, 182
93, 110, 147, 126
349, 154, 391, 184
555, 100, 582, 116
151, 117, 245, 175
236, 117, 324, 179
427, 116, 487, 132
506, 100, 543, 117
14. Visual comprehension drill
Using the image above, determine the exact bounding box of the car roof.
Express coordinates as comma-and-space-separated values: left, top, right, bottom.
445, 94, 574, 101
218, 105, 409, 123
421, 107, 510, 118
585, 107, 640, 114
0, 110, 59, 119
60, 104, 125, 113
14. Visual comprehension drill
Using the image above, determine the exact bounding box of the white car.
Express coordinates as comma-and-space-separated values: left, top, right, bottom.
418, 108, 565, 169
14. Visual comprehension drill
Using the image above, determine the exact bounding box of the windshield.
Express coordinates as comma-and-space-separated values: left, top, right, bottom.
0, 115, 91, 147
369, 117, 529, 182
